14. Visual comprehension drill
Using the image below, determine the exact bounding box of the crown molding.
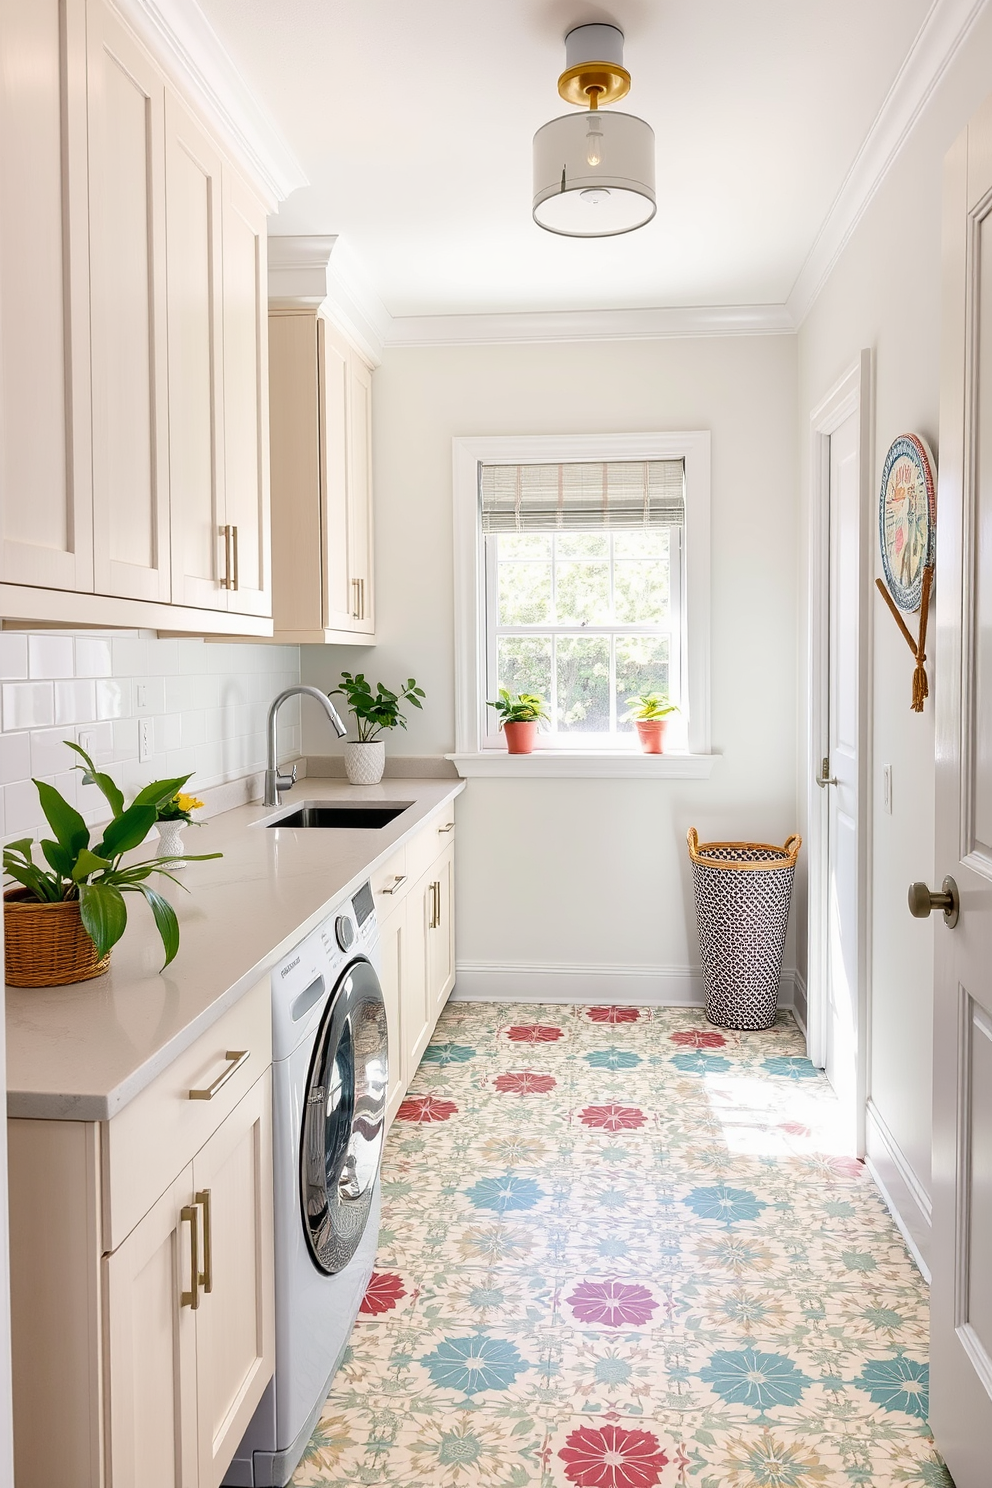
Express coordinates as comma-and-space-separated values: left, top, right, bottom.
787, 0, 989, 325
384, 302, 795, 348
267, 235, 391, 365
112, 0, 307, 210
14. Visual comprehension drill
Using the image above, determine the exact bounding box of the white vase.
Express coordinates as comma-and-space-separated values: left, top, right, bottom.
156, 819, 188, 869
344, 740, 385, 785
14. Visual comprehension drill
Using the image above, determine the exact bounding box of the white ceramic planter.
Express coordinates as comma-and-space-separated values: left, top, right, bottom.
344, 741, 385, 785
156, 819, 188, 869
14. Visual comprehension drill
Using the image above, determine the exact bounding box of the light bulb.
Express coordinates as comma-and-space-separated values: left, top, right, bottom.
585, 116, 604, 168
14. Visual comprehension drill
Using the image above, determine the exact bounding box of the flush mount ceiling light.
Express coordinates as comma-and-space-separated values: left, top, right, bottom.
533, 23, 656, 238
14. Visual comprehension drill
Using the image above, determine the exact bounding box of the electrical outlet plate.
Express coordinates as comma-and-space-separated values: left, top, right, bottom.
138, 718, 152, 763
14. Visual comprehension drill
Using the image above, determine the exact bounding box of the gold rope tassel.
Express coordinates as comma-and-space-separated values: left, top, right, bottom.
876, 564, 933, 713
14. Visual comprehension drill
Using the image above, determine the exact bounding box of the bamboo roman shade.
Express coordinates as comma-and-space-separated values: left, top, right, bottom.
480, 459, 685, 532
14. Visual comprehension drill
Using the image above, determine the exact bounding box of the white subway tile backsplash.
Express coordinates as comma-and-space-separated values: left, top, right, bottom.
3, 682, 55, 731
0, 629, 301, 843
28, 634, 74, 680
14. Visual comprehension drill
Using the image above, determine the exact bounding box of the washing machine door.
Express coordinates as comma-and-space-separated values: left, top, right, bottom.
300, 957, 388, 1275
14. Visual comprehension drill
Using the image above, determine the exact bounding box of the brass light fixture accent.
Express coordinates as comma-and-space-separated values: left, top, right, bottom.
533, 23, 655, 238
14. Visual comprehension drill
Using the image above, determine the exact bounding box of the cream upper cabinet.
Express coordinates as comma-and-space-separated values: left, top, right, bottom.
0, 0, 93, 592
87, 0, 172, 603
269, 307, 376, 643
0, 0, 273, 633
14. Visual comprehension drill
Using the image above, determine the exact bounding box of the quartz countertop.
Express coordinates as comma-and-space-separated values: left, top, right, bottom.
5, 777, 464, 1122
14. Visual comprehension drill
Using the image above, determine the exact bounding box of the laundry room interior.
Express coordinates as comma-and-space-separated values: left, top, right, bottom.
1, 2, 991, 1485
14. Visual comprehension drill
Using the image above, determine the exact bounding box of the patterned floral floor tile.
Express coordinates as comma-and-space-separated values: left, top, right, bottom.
291, 1003, 952, 1487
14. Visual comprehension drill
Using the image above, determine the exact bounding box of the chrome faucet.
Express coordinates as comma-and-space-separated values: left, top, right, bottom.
264, 686, 347, 807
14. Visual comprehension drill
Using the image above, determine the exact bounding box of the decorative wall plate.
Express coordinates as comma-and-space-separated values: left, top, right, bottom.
879, 433, 936, 614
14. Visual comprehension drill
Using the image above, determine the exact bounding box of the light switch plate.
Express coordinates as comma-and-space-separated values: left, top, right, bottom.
138, 718, 152, 763
136, 682, 148, 710
882, 764, 893, 815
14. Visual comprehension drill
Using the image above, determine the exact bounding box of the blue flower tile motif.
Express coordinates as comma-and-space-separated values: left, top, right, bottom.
671, 1051, 732, 1074
683, 1184, 768, 1224
419, 1332, 529, 1395
762, 1055, 819, 1080
421, 1043, 476, 1065
852, 1357, 929, 1420
699, 1347, 812, 1414
464, 1173, 545, 1213
584, 1048, 642, 1070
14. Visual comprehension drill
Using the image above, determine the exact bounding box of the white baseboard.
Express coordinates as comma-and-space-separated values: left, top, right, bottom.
864, 1098, 932, 1281
791, 969, 808, 1038
452, 961, 802, 1013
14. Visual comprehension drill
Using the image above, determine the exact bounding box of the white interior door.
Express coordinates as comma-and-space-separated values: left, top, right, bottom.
824, 408, 863, 1142
929, 93, 992, 1484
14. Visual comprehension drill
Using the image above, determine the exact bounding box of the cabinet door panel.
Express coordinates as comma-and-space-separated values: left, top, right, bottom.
192, 1071, 274, 1488
406, 871, 433, 1074
166, 92, 225, 611
379, 901, 406, 1125
319, 318, 352, 631
348, 352, 375, 633
104, 1168, 197, 1488
88, 0, 171, 601
0, 0, 92, 590
427, 844, 456, 1016
222, 170, 270, 617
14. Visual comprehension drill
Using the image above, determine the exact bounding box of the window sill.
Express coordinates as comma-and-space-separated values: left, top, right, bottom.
445, 751, 720, 780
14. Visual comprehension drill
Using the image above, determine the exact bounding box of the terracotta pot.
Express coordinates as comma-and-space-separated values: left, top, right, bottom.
4, 888, 111, 987
345, 740, 386, 784
503, 720, 538, 755
635, 718, 668, 755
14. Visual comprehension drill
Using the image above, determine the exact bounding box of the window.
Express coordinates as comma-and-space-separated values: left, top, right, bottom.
482, 460, 685, 748
451, 432, 714, 778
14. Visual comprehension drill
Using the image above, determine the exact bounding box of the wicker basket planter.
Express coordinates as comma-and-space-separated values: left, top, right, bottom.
687, 828, 801, 1030
4, 889, 111, 987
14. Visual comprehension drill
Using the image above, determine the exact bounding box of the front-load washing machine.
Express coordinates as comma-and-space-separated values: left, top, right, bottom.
224, 880, 387, 1487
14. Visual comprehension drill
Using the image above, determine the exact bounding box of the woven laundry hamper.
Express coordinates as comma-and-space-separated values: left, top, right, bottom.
687, 828, 802, 1030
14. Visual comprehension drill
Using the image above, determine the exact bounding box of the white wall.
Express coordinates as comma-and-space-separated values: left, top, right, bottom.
0, 632, 300, 843
796, 6, 992, 1270
302, 334, 801, 1005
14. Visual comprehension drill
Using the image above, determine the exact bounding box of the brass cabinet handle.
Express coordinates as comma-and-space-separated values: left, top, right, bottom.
195, 1189, 213, 1293
220, 525, 232, 589
381, 874, 407, 896
352, 578, 361, 618
437, 822, 454, 834
231, 525, 239, 591
360, 577, 365, 618
181, 1205, 200, 1309
189, 1049, 249, 1101
428, 880, 441, 930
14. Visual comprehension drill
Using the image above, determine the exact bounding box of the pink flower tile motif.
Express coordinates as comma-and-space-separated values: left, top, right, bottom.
494, 1071, 557, 1095
669, 1029, 727, 1049
396, 1095, 458, 1123
778, 1121, 812, 1137
564, 1279, 660, 1329
557, 1422, 669, 1488
359, 1271, 407, 1316
578, 1105, 647, 1133
586, 1006, 641, 1024
505, 1024, 564, 1042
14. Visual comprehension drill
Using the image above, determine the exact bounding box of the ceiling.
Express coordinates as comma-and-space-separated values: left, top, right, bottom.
199, 0, 935, 318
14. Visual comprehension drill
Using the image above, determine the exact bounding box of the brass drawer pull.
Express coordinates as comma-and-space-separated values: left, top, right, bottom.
381, 874, 408, 896
189, 1049, 249, 1101
195, 1189, 213, 1293
437, 822, 454, 834
181, 1204, 200, 1309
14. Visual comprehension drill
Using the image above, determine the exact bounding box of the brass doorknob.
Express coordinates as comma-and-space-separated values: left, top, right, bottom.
908, 876, 960, 928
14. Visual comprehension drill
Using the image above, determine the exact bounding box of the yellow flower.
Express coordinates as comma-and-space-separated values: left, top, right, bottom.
175, 793, 204, 813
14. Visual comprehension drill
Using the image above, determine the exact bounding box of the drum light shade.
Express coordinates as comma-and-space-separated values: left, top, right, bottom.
533, 109, 656, 237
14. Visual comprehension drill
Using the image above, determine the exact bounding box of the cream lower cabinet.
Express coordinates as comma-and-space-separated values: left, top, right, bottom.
373, 810, 457, 1126
9, 979, 274, 1488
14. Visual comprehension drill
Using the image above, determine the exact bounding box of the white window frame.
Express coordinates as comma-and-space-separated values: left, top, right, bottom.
448, 432, 716, 779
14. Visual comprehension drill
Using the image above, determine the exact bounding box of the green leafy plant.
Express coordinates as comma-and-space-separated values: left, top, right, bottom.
329, 672, 426, 742
624, 691, 680, 722
486, 690, 550, 728
2, 743, 221, 968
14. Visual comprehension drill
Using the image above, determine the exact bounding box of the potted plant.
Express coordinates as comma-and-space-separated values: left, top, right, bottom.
486, 690, 550, 754
155, 789, 206, 869
2, 742, 221, 986
328, 672, 426, 784
625, 692, 680, 754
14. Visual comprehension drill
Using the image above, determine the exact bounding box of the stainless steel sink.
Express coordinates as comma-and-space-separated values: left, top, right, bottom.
262, 802, 413, 830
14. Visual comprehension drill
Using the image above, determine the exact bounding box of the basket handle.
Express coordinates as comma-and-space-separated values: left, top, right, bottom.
783, 833, 802, 863
687, 826, 699, 857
